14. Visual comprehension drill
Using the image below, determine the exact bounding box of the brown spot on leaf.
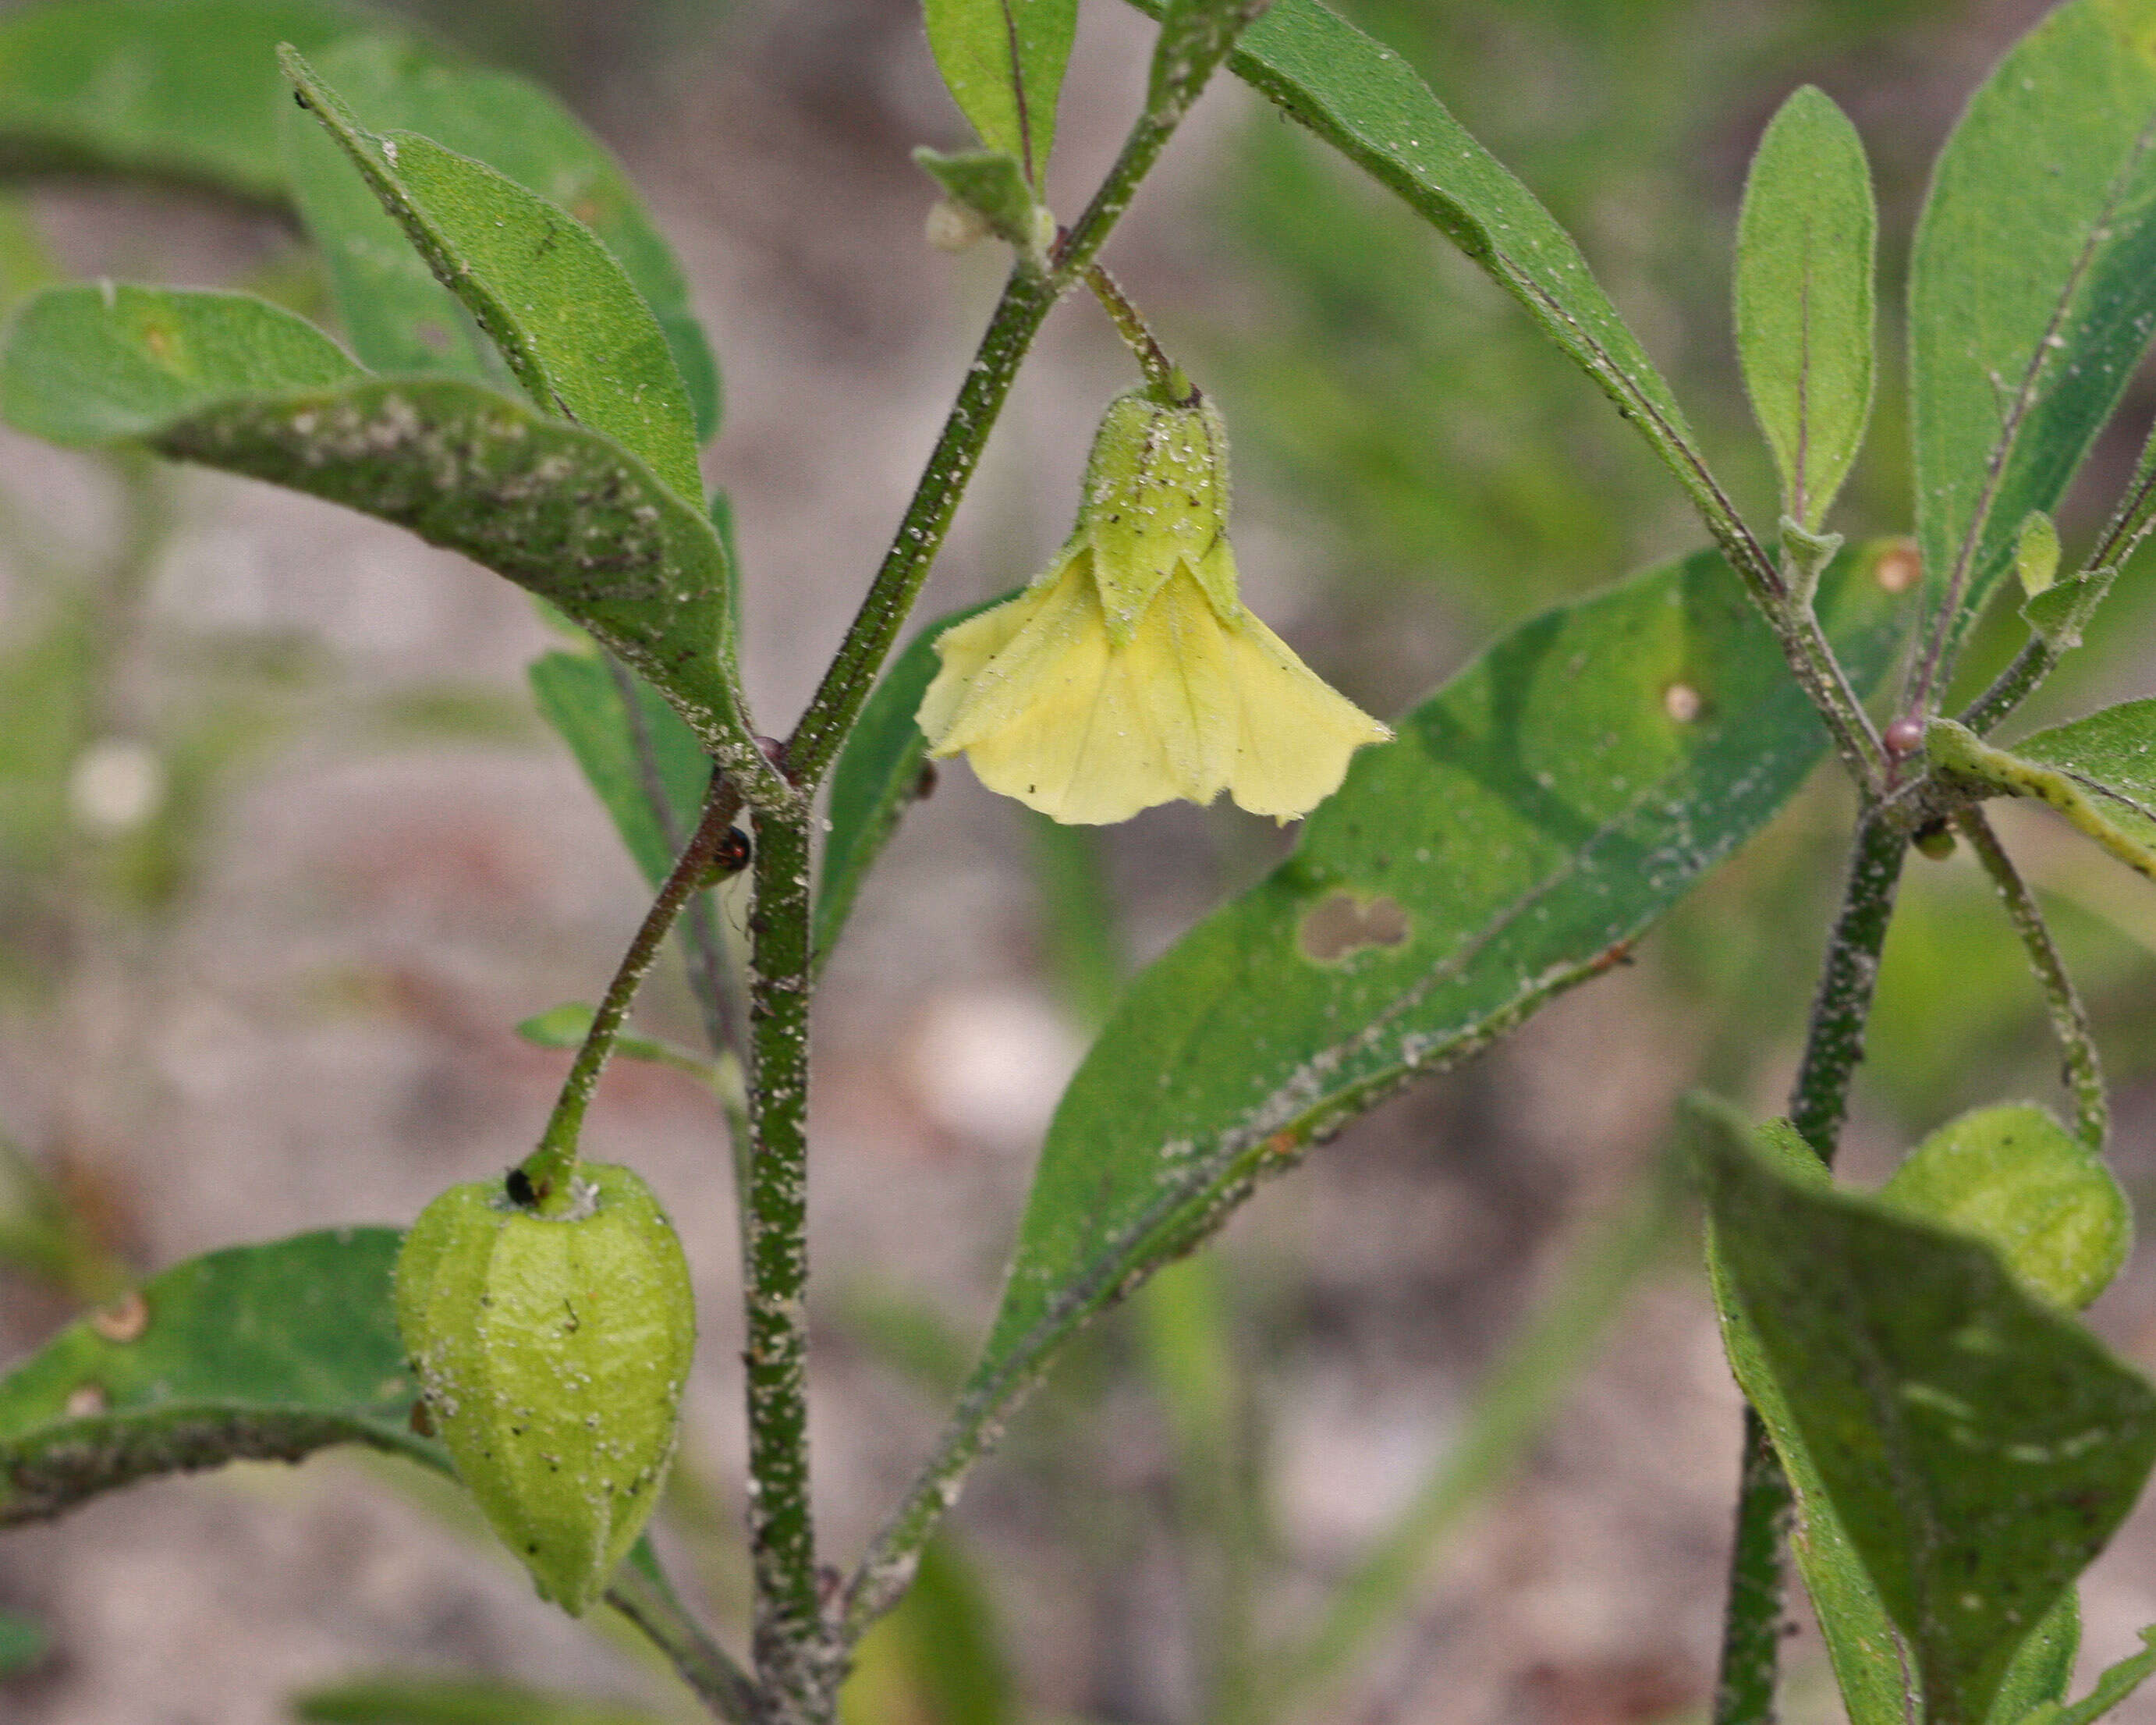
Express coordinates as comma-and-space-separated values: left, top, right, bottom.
64, 1383, 107, 1418
89, 1290, 148, 1343
1298, 891, 1410, 962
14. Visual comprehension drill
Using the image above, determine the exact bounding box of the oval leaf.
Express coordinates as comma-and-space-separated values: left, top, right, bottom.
1693, 1100, 2156, 1725
0, 1228, 435, 1527
0, 0, 369, 201
923, 0, 1076, 186
1735, 85, 1877, 533
1910, 0, 2156, 666
1928, 702, 2156, 882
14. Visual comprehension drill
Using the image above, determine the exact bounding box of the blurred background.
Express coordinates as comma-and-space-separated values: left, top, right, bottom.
4, 0, 2156, 1720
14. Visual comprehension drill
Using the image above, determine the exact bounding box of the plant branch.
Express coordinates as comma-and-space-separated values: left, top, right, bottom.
1083, 261, 1184, 399
1713, 812, 1907, 1725
519, 776, 744, 1207
608, 1555, 760, 1724
1955, 807, 2108, 1150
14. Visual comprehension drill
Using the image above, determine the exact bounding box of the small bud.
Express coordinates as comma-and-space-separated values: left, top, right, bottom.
697, 826, 752, 886
395, 1162, 696, 1615
1884, 716, 1926, 758
926, 197, 990, 253
1874, 543, 1920, 594
1913, 820, 1956, 860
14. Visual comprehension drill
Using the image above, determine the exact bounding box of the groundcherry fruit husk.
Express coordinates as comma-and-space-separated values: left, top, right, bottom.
394, 1162, 696, 1615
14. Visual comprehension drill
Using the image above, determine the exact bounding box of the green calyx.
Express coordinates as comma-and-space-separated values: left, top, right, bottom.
394, 1162, 697, 1615
1076, 389, 1236, 640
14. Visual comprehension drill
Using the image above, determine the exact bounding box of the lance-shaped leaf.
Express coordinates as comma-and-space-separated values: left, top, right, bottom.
1910, 0, 2156, 668
1694, 1101, 2156, 1725
1119, 0, 1729, 572
1928, 703, 2156, 883
923, 0, 1076, 187
849, 541, 1910, 1598
282, 47, 703, 504
0, 1228, 436, 1527
529, 648, 709, 888
277, 34, 719, 439
1735, 85, 1877, 534
0, 284, 761, 781
0, 0, 370, 202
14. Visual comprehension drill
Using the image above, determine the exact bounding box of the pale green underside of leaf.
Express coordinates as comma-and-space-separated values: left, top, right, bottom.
966, 541, 1909, 1435
1910, 0, 2156, 661
1694, 1103, 2156, 1725
530, 648, 708, 887
923, 0, 1076, 185
0, 0, 373, 201
278, 33, 718, 442
1734, 84, 1877, 533
1928, 702, 2156, 882
0, 282, 755, 777
0, 1228, 436, 1527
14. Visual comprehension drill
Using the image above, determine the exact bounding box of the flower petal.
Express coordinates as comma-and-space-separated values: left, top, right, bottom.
1218, 609, 1393, 822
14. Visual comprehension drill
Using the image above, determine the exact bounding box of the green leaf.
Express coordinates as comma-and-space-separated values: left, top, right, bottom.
816, 593, 1009, 967
1909, 0, 2156, 665
1735, 85, 1876, 534
0, 1609, 44, 1677
0, 286, 760, 778
277, 34, 718, 439
0, 280, 362, 445
1927, 704, 2156, 883
922, 0, 1076, 186
1991, 1595, 2081, 1725
292, 1675, 675, 1725
0, 0, 371, 202
1124, 0, 1723, 557
0, 1228, 437, 1527
1693, 1100, 2156, 1725
2016, 511, 2062, 598
2023, 571, 2111, 652
912, 146, 1043, 251
529, 649, 708, 888
839, 1539, 1016, 1725
2026, 1625, 2156, 1725
282, 48, 703, 503
1881, 1104, 2130, 1311
963, 541, 1908, 1443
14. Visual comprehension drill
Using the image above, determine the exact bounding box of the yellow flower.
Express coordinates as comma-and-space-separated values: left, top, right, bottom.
917, 389, 1390, 825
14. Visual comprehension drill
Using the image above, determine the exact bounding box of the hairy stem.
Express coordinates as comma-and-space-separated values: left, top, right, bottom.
1713, 812, 1906, 1724
519, 776, 744, 1207
743, 805, 832, 1713
1083, 261, 1184, 399
1955, 807, 2108, 1149
608, 1556, 759, 1724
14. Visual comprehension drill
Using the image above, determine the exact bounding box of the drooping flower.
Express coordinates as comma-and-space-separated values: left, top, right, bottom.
917, 388, 1390, 825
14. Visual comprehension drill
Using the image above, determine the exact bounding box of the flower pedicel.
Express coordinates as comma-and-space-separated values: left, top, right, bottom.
918, 386, 1391, 825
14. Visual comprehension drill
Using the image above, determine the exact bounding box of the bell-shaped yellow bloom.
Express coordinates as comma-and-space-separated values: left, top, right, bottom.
918, 389, 1390, 825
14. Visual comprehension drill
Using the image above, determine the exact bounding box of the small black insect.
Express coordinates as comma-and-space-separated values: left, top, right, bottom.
504, 1166, 538, 1208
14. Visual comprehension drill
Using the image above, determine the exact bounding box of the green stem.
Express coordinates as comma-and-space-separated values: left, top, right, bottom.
518, 776, 743, 1209
1713, 812, 1906, 1725
1083, 262, 1184, 399
608, 1554, 759, 1724
743, 805, 834, 1713
1955, 807, 2108, 1150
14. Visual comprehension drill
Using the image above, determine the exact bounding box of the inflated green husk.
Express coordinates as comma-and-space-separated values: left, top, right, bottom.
393, 1162, 695, 1614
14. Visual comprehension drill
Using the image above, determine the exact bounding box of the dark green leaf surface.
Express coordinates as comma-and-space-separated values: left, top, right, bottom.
1133, 0, 1722, 546
283, 49, 702, 502
293, 1675, 673, 1725
1910, 0, 2156, 665
279, 35, 718, 439
815, 593, 1007, 967
0, 285, 758, 776
0, 0, 370, 201
529, 648, 708, 887
922, 0, 1076, 186
0, 281, 361, 444
1696, 1102, 2156, 1725
1929, 703, 2156, 882
970, 541, 1908, 1418
0, 1228, 434, 1527
1734, 85, 1876, 533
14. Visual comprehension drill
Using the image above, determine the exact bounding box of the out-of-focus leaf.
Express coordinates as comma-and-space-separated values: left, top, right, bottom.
815, 593, 1008, 968
0, 0, 371, 201
529, 650, 707, 888
0, 1608, 44, 1676
0, 1228, 435, 1526
1881, 1103, 2130, 1311
282, 48, 703, 502
1909, 0, 2156, 666
1694, 1099, 2156, 1725
291, 1675, 673, 1725
956, 541, 1907, 1485
0, 286, 760, 779
277, 34, 718, 438
923, 0, 1076, 186
1929, 704, 2156, 883
1733, 85, 1876, 532
2024, 1626, 2156, 1725
840, 1538, 1016, 1725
